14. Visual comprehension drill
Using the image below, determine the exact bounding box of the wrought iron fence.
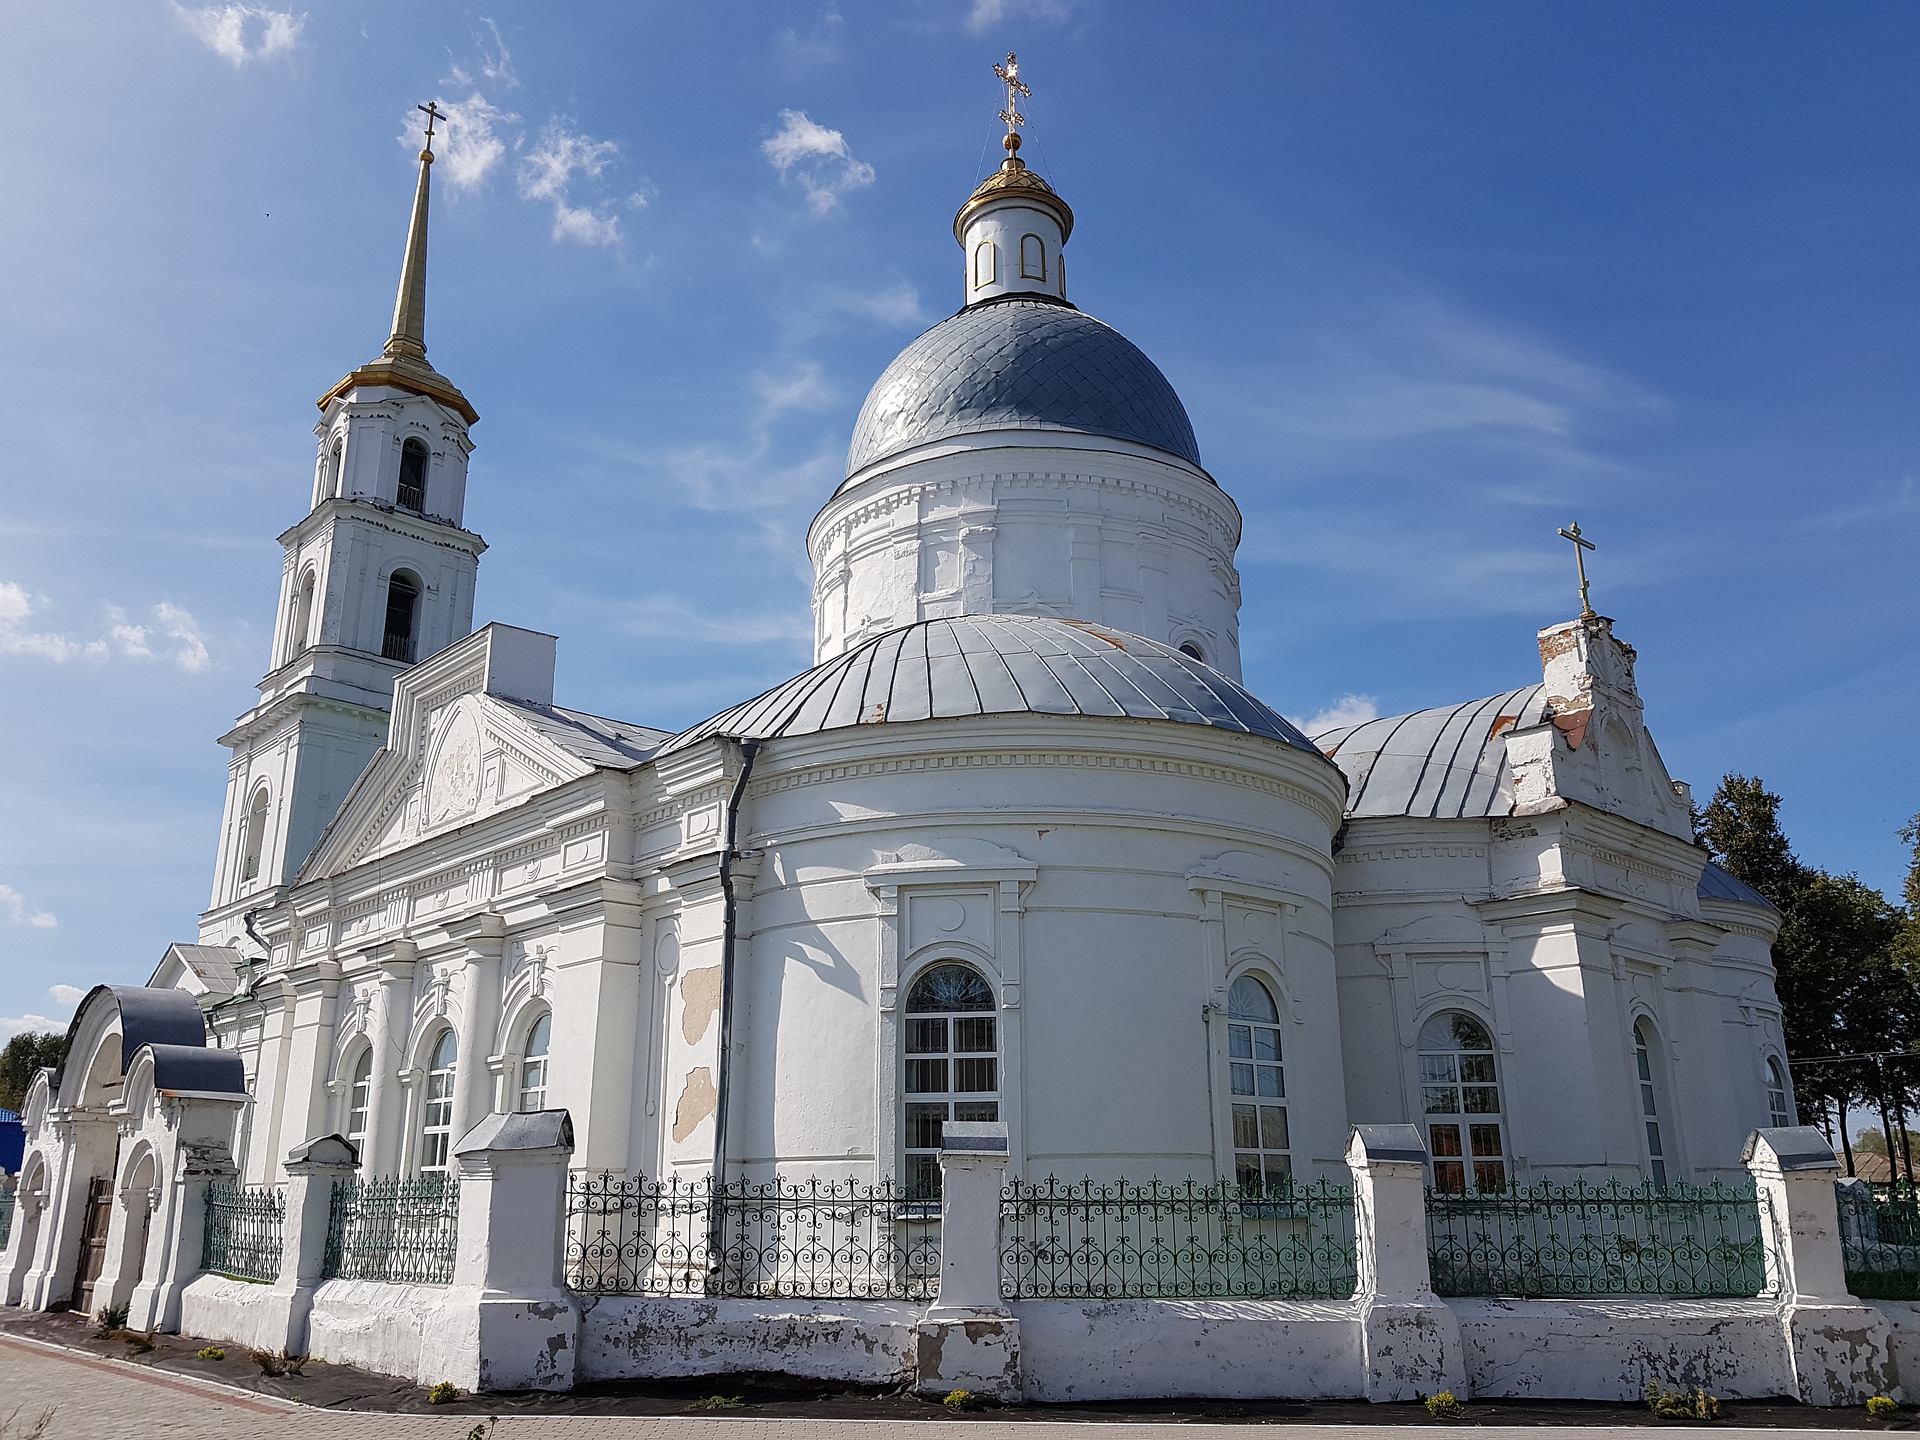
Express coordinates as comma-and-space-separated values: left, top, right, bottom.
0, 1188, 14, 1251
323, 1174, 459, 1285
1836, 1179, 1920, 1300
1000, 1176, 1359, 1300
200, 1180, 284, 1283
1425, 1178, 1768, 1297
565, 1172, 940, 1299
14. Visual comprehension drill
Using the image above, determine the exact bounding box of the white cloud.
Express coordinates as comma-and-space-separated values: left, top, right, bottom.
0, 582, 211, 671
1300, 694, 1380, 737
965, 0, 1075, 34
422, 94, 517, 193
520, 122, 625, 245
829, 281, 927, 328
756, 363, 835, 418
172, 3, 304, 65
0, 1013, 68, 1045
763, 110, 875, 214
0, 884, 56, 929
614, 597, 814, 647
446, 17, 518, 91
47, 984, 85, 1008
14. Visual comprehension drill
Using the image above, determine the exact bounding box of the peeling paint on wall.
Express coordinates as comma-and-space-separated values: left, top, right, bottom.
680, 966, 723, 1045
672, 1066, 716, 1143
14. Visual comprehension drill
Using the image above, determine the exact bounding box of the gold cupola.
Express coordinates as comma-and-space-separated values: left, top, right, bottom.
954, 54, 1073, 305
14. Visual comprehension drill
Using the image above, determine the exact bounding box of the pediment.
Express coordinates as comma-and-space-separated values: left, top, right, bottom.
302, 689, 594, 880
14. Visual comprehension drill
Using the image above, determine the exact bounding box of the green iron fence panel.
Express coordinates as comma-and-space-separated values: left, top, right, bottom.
323, 1175, 459, 1285
1837, 1180, 1920, 1300
1425, 1178, 1768, 1297
565, 1173, 940, 1300
1001, 1176, 1359, 1300
0, 1188, 14, 1251
200, 1180, 284, 1283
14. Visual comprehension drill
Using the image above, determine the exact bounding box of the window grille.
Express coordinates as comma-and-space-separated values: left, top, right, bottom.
1001, 1175, 1358, 1299
564, 1172, 939, 1300
323, 1174, 459, 1285
200, 1180, 284, 1283
902, 963, 998, 1200
1425, 1177, 1767, 1297
396, 438, 428, 512
382, 573, 420, 663
1420, 1011, 1507, 1193
0, 1189, 14, 1251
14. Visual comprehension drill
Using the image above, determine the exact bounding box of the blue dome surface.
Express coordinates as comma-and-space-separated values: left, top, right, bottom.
844, 296, 1203, 479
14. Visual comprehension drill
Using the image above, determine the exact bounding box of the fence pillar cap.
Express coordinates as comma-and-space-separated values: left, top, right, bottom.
284, 1133, 359, 1174
1743, 1127, 1841, 1173
454, 1107, 574, 1159
1347, 1124, 1427, 1167
941, 1121, 1008, 1154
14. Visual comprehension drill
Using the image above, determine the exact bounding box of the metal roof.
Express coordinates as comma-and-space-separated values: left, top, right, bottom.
844, 295, 1203, 479
1314, 686, 1549, 821
667, 615, 1321, 757
144, 1043, 247, 1097
1698, 860, 1778, 910
500, 698, 670, 771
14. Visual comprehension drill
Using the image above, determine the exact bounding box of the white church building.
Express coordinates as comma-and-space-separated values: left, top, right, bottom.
6, 83, 1856, 1405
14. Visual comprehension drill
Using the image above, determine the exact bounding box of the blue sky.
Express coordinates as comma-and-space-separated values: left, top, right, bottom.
1, 2, 1916, 1039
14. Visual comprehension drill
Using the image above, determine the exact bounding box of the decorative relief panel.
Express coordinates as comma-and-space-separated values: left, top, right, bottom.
905, 888, 995, 959
1412, 954, 1490, 1006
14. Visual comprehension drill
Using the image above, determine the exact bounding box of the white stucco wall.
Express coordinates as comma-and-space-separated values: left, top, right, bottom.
579, 1298, 919, 1384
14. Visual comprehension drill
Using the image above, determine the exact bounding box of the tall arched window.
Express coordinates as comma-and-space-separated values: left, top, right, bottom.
518, 1013, 551, 1113
1419, 1012, 1506, 1193
1766, 1057, 1791, 1129
345, 1047, 373, 1153
419, 1030, 458, 1174
317, 436, 343, 507
1634, 1019, 1668, 1189
903, 963, 998, 1198
1019, 233, 1046, 280
382, 571, 420, 663
288, 569, 316, 660
972, 239, 997, 290
397, 438, 429, 512
240, 787, 270, 884
1227, 975, 1290, 1193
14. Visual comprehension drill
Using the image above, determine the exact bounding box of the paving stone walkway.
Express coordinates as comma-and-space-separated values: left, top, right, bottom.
0, 1333, 1851, 1440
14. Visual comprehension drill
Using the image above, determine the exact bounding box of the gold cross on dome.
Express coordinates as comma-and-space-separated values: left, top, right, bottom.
1557, 521, 1598, 620
994, 52, 1031, 133
417, 100, 444, 156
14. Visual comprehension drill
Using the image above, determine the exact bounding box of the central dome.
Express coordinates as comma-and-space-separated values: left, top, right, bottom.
844, 294, 1202, 480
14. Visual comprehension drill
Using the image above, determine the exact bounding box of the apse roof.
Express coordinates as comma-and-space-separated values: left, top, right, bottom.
1314, 686, 1550, 821
1698, 860, 1777, 910
666, 614, 1321, 757
844, 295, 1203, 479
500, 698, 671, 771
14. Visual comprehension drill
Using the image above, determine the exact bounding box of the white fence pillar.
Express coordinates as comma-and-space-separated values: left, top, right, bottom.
420, 1109, 579, 1394
1347, 1125, 1465, 1402
1746, 1126, 1895, 1405
916, 1120, 1020, 1402
257, 1135, 358, 1356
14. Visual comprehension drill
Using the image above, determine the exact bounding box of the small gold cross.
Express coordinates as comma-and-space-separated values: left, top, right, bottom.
417, 101, 444, 157
1557, 521, 1598, 620
994, 52, 1031, 135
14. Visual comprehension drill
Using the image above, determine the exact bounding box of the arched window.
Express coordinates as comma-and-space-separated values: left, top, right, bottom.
382, 571, 420, 663
518, 1013, 552, 1113
1019, 233, 1046, 280
345, 1047, 373, 1152
288, 569, 316, 660
972, 239, 997, 290
1634, 1019, 1668, 1189
1419, 1012, 1506, 1193
317, 437, 343, 507
1227, 975, 1290, 1193
1766, 1057, 1791, 1129
240, 787, 270, 884
1178, 642, 1205, 663
419, 1030, 458, 1174
903, 963, 998, 1198
397, 438, 429, 512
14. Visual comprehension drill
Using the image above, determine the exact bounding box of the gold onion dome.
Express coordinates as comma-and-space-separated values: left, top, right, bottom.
953, 151, 1074, 245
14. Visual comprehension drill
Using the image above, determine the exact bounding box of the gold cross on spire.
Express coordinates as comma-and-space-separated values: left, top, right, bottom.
1557, 521, 1598, 620
994, 52, 1031, 154
416, 100, 444, 160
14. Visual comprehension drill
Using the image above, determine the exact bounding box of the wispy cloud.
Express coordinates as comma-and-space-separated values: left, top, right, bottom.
827, 281, 927, 328
0, 885, 56, 929
756, 363, 836, 419
431, 95, 516, 193
171, 3, 304, 64
965, 0, 1077, 34
763, 111, 875, 214
446, 17, 518, 91
0, 986, 83, 1044
613, 597, 814, 647
520, 122, 627, 246
1299, 694, 1379, 736
0, 582, 212, 671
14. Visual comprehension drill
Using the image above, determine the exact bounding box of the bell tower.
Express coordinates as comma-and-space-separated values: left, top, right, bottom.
203, 105, 486, 936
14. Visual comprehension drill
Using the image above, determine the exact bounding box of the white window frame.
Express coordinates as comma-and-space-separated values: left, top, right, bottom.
901, 961, 1000, 1199
1418, 1010, 1507, 1194
1226, 973, 1290, 1193
344, 1045, 373, 1154
419, 1029, 458, 1175
518, 1012, 552, 1113
1634, 1018, 1670, 1189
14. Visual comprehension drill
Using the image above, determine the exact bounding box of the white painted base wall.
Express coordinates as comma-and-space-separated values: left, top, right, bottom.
305, 1279, 455, 1384
178, 1274, 299, 1354
578, 1297, 918, 1385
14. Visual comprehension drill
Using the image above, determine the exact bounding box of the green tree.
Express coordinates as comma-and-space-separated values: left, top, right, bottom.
0, 1031, 67, 1112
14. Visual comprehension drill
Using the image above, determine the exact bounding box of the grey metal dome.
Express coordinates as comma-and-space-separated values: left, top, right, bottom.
844, 296, 1203, 479
667, 615, 1317, 755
